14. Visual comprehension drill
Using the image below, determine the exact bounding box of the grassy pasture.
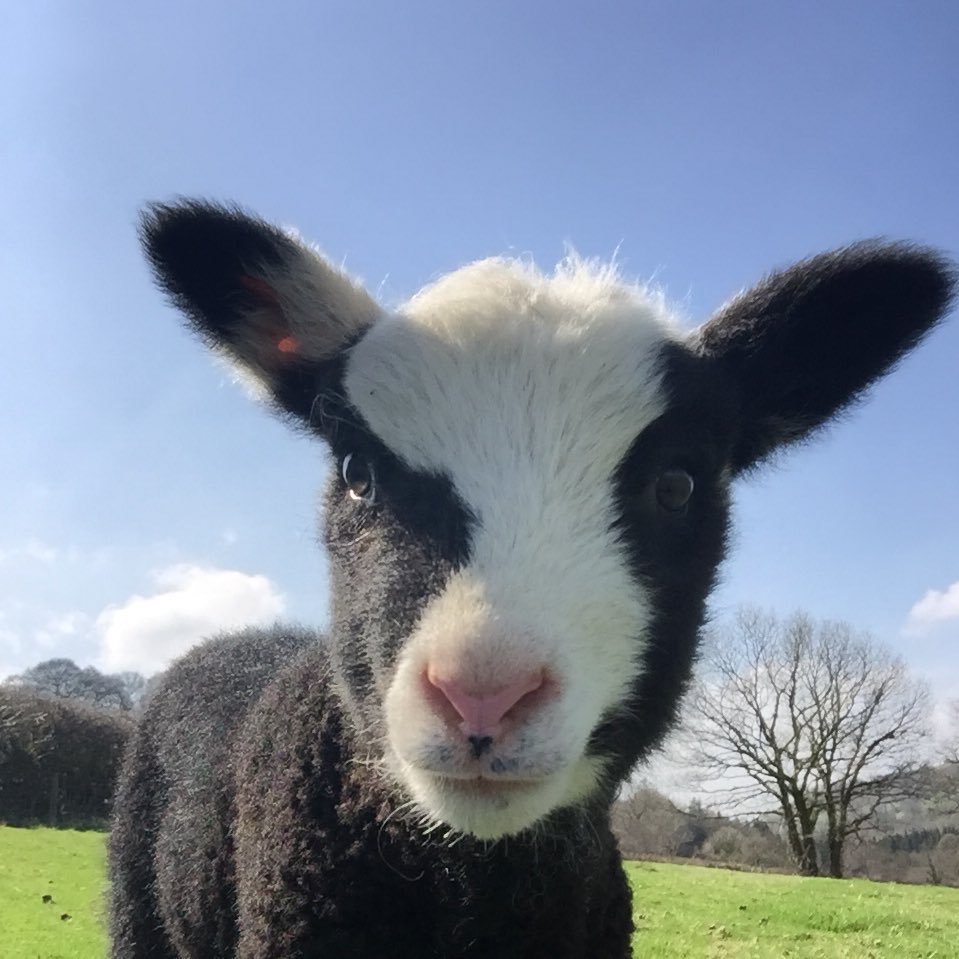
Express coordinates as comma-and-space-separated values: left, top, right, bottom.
0, 826, 107, 959
625, 860, 959, 958
2, 826, 958, 958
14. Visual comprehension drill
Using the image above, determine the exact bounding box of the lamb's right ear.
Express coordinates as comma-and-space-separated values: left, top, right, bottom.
694, 241, 955, 475
141, 200, 381, 430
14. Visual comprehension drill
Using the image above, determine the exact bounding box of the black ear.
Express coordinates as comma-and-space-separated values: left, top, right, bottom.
141, 199, 381, 430
694, 242, 955, 474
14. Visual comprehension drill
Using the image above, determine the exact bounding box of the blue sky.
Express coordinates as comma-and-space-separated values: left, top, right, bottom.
2, 3, 957, 723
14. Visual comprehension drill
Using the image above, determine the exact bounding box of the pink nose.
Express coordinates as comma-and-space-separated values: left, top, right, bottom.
426, 668, 546, 737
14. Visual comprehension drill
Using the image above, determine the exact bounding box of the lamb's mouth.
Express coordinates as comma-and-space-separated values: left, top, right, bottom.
432, 773, 545, 799
406, 762, 594, 838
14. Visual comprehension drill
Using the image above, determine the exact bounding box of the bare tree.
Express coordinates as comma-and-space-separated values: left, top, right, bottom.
936, 699, 959, 815
115, 670, 149, 707
0, 694, 22, 741
685, 608, 930, 877
4, 658, 146, 711
611, 785, 686, 859
612, 785, 732, 860
945, 700, 959, 769
6, 658, 81, 698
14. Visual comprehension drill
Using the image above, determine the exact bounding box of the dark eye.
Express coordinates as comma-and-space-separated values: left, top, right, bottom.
342, 454, 375, 503
655, 468, 694, 512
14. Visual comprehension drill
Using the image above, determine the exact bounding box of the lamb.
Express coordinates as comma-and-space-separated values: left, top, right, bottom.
108, 200, 954, 958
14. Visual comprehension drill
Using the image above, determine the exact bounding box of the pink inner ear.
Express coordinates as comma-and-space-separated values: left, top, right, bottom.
238, 274, 300, 357
239, 273, 279, 304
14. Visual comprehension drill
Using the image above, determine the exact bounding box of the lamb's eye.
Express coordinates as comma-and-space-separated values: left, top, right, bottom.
342, 454, 375, 503
656, 468, 694, 512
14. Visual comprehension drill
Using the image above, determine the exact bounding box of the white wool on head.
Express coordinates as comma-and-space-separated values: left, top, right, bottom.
346, 255, 683, 836
347, 254, 681, 473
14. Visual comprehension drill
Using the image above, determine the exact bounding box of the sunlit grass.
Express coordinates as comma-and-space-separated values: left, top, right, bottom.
0, 826, 107, 959
3, 826, 958, 957
627, 859, 959, 957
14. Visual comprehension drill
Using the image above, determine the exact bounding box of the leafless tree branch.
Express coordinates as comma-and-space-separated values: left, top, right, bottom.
684, 608, 931, 877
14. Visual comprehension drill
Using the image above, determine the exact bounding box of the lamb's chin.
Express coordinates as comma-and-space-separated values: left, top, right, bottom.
404, 757, 602, 840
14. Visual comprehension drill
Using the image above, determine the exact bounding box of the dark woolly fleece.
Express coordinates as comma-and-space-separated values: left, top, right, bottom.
109, 627, 632, 959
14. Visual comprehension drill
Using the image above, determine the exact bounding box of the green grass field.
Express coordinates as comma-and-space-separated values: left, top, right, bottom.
625, 860, 959, 958
2, 826, 958, 958
0, 826, 108, 959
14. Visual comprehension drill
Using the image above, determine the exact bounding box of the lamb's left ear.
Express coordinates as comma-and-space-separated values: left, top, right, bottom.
141, 200, 382, 430
694, 241, 955, 474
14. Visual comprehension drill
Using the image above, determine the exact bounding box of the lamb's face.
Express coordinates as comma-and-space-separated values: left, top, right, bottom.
142, 201, 952, 841
324, 260, 732, 838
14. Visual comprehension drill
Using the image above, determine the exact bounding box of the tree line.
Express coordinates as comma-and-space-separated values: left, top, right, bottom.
0, 660, 145, 826
611, 782, 959, 886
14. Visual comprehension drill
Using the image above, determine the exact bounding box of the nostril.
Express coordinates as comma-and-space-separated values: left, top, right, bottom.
467, 734, 494, 759
425, 668, 548, 736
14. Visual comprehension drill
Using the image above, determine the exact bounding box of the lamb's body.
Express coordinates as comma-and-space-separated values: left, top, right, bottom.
111, 629, 631, 958
110, 200, 953, 958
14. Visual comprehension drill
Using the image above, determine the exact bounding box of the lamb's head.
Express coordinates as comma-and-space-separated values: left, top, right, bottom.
143, 201, 953, 840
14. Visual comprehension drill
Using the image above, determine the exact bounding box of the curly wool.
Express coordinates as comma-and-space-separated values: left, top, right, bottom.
109, 627, 633, 958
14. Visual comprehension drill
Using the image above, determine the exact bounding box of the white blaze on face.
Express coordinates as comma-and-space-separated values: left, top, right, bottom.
344, 256, 680, 838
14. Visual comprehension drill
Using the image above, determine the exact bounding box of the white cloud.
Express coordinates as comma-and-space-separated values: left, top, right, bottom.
904, 581, 959, 636
96, 564, 286, 675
